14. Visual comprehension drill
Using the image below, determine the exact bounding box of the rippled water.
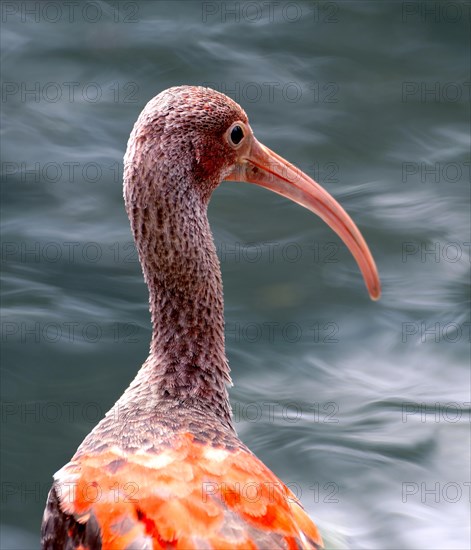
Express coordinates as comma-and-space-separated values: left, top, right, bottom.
1, 2, 470, 548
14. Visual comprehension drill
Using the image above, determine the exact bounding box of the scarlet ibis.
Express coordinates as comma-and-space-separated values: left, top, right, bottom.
41, 86, 380, 549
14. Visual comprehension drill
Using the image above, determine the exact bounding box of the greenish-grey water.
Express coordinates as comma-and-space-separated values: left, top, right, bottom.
1, 1, 470, 548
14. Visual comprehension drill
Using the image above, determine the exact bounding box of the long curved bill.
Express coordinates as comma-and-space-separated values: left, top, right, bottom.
225, 138, 381, 300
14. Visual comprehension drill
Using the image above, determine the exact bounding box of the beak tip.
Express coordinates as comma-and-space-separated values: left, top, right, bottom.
369, 285, 382, 301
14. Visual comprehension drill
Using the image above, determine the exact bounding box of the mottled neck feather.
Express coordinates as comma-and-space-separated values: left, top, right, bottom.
124, 160, 233, 430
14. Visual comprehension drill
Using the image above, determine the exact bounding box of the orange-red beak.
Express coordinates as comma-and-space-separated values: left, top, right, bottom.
226, 138, 381, 300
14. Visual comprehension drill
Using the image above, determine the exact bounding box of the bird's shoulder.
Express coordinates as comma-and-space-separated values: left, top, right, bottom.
41, 432, 322, 549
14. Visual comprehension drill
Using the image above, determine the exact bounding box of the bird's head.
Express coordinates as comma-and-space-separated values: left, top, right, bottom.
124, 85, 381, 300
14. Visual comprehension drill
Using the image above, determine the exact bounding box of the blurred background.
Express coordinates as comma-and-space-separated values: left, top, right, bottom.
1, 1, 469, 548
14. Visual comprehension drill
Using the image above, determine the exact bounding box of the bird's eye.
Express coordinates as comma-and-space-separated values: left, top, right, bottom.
230, 125, 244, 145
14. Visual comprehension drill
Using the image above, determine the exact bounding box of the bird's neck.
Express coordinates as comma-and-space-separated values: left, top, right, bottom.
125, 174, 233, 429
